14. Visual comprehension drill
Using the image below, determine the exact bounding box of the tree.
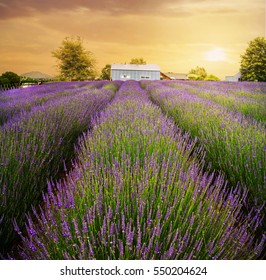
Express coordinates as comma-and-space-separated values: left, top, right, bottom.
188, 66, 207, 80
100, 64, 111, 80
0, 71, 20, 84
240, 37, 266, 82
204, 74, 220, 81
0, 77, 9, 87
129, 57, 146, 64
52, 36, 97, 81
187, 74, 201, 80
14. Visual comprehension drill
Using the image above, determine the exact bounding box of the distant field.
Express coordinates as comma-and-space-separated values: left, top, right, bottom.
0, 80, 265, 260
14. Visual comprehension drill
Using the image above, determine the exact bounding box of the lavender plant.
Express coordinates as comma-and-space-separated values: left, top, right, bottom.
0, 81, 109, 126
0, 82, 117, 255
144, 81, 266, 208
15, 81, 265, 260
169, 81, 266, 123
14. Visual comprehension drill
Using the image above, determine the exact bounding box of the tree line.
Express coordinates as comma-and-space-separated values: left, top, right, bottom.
0, 72, 21, 90
51, 36, 266, 82
1, 36, 265, 84
52, 37, 150, 81
0, 72, 53, 91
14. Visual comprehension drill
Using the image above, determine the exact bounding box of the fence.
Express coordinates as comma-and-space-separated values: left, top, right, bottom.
0, 83, 21, 91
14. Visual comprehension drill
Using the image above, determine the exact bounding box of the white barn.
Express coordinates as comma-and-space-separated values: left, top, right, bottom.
225, 72, 241, 82
111, 64, 160, 81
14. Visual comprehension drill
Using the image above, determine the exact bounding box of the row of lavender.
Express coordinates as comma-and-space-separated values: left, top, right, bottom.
168, 80, 266, 123
143, 81, 265, 220
0, 81, 118, 255
15, 81, 264, 259
0, 81, 108, 126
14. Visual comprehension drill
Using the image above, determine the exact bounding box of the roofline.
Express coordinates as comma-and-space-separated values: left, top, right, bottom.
160, 72, 188, 80
111, 64, 160, 71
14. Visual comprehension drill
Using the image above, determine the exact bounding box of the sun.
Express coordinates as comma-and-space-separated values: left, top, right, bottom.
205, 48, 226, 61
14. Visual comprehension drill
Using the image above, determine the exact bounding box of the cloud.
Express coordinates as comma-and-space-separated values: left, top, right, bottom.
0, 0, 248, 20
0, 0, 174, 19
0, 0, 264, 78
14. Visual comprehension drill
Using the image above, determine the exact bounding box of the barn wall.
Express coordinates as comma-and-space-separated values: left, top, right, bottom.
225, 72, 241, 82
111, 69, 160, 81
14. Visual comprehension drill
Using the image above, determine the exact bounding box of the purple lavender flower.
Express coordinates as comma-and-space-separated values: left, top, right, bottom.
11, 80, 265, 261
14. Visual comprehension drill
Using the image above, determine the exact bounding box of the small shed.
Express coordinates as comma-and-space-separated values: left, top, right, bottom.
225, 72, 241, 82
111, 64, 160, 81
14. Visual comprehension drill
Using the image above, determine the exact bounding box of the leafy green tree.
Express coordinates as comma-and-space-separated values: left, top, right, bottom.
1, 71, 20, 84
188, 66, 207, 80
187, 74, 200, 80
100, 64, 111, 80
204, 74, 220, 81
129, 57, 146, 64
240, 37, 266, 82
0, 77, 9, 86
52, 36, 97, 81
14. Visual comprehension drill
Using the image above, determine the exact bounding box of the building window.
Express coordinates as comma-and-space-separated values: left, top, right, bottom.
140, 76, 150, 79
120, 74, 130, 79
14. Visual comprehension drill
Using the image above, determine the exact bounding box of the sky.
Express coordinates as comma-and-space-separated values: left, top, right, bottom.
0, 0, 265, 79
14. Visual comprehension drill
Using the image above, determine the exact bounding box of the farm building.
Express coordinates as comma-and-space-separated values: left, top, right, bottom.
225, 72, 241, 82
111, 64, 160, 81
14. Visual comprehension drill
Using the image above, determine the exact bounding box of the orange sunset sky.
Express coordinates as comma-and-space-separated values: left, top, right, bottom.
0, 0, 265, 79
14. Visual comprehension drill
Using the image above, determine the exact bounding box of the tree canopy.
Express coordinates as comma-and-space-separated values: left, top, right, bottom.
188, 66, 208, 80
129, 57, 146, 64
0, 71, 20, 85
240, 37, 266, 82
187, 67, 220, 81
100, 64, 111, 80
52, 36, 97, 81
204, 74, 220, 81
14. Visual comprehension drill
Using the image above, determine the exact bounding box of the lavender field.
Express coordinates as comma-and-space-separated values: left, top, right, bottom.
0, 80, 265, 259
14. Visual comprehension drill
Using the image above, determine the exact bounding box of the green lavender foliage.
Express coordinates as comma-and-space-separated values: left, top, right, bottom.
0, 82, 117, 255
145, 81, 266, 207
169, 81, 266, 123
16, 81, 264, 260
